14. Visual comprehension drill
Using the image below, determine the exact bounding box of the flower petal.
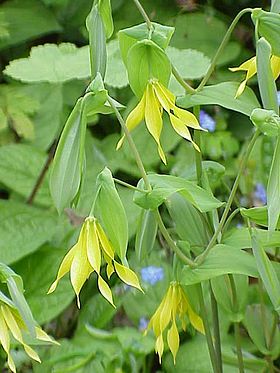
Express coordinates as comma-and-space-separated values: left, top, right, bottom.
145, 83, 166, 164
271, 55, 280, 80
85, 219, 101, 274
23, 344, 41, 363
167, 319, 180, 364
1, 305, 23, 344
229, 56, 256, 72
96, 222, 115, 260
155, 334, 164, 363
48, 244, 77, 294
0, 311, 10, 354
153, 82, 173, 112
106, 262, 114, 279
173, 107, 203, 131
97, 275, 115, 307
114, 261, 143, 292
187, 304, 205, 334
35, 327, 60, 345
169, 113, 200, 152
156, 81, 176, 105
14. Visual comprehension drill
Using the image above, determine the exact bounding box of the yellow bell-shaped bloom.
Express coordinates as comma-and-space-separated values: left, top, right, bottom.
230, 55, 280, 98
48, 217, 142, 308
0, 303, 57, 373
117, 79, 205, 164
145, 282, 204, 364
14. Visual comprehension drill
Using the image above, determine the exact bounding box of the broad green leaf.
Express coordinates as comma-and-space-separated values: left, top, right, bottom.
251, 231, 280, 314
0, 144, 51, 206
105, 39, 128, 88
135, 209, 158, 262
0, 200, 57, 264
126, 39, 171, 98
177, 82, 260, 116
250, 108, 280, 137
271, 0, 280, 13
181, 245, 258, 285
4, 44, 90, 83
13, 246, 74, 324
240, 206, 280, 228
0, 0, 61, 50
134, 174, 223, 212
119, 22, 174, 65
50, 98, 86, 214
252, 9, 280, 56
222, 227, 280, 249
98, 0, 114, 39
256, 38, 278, 113
267, 136, 280, 231
166, 47, 210, 80
95, 168, 128, 261
86, 4, 107, 78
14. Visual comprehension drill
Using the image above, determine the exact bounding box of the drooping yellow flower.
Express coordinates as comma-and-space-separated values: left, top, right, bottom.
48, 217, 142, 308
117, 79, 205, 164
0, 303, 57, 373
145, 282, 204, 364
230, 55, 280, 98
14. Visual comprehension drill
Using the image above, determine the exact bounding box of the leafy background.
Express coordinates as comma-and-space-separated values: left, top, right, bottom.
0, 0, 279, 372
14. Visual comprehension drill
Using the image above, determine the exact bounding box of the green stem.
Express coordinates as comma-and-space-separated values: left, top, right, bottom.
155, 210, 196, 267
229, 275, 245, 373
222, 207, 240, 234
196, 130, 260, 265
196, 8, 253, 91
172, 65, 196, 94
113, 178, 148, 193
132, 0, 153, 30
197, 284, 220, 373
210, 283, 223, 373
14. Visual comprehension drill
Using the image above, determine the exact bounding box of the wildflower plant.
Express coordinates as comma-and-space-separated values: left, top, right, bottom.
1, 0, 280, 372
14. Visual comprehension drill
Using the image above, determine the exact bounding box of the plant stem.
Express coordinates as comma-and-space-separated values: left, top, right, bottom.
172, 65, 196, 94
132, 0, 153, 30
210, 283, 223, 373
196, 8, 253, 91
27, 142, 56, 205
196, 130, 260, 265
113, 178, 148, 193
155, 210, 196, 267
197, 284, 220, 373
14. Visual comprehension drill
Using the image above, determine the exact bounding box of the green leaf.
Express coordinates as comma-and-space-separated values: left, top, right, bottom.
119, 22, 174, 65
250, 108, 280, 137
135, 209, 158, 262
240, 206, 280, 228
166, 47, 210, 80
252, 9, 280, 56
86, 4, 107, 78
134, 174, 223, 212
177, 82, 260, 117
95, 168, 128, 261
0, 144, 51, 206
0, 200, 57, 264
256, 38, 278, 113
0, 0, 61, 50
4, 43, 90, 83
49, 98, 86, 214
126, 39, 171, 98
267, 136, 280, 231
222, 227, 280, 249
251, 231, 280, 314
181, 245, 258, 285
13, 245, 74, 324
271, 0, 280, 13
98, 0, 114, 39
105, 39, 128, 88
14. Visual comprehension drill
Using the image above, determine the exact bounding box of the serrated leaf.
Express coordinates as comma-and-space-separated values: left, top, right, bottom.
0, 200, 57, 264
166, 47, 210, 80
0, 0, 61, 50
4, 43, 90, 83
177, 82, 260, 116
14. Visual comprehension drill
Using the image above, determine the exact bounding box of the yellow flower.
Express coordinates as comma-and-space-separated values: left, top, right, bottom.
0, 303, 57, 373
117, 79, 205, 164
145, 282, 204, 364
48, 217, 142, 308
230, 55, 280, 98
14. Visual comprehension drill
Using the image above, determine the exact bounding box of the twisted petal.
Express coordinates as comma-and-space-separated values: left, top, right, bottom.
114, 261, 143, 292
159, 286, 172, 334
35, 327, 59, 345
167, 319, 180, 364
153, 82, 174, 112
48, 244, 77, 294
116, 91, 146, 150
145, 83, 166, 164
230, 57, 257, 97
155, 334, 164, 363
173, 107, 203, 131
0, 311, 16, 373
155, 81, 176, 106
98, 275, 115, 307
271, 55, 280, 80
96, 222, 115, 260
169, 113, 200, 152
187, 304, 205, 334
85, 219, 101, 274
106, 262, 114, 279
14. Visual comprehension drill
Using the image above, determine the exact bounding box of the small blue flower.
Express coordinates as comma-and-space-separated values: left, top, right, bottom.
199, 110, 216, 132
139, 317, 149, 331
254, 183, 267, 204
277, 91, 280, 106
141, 266, 164, 286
